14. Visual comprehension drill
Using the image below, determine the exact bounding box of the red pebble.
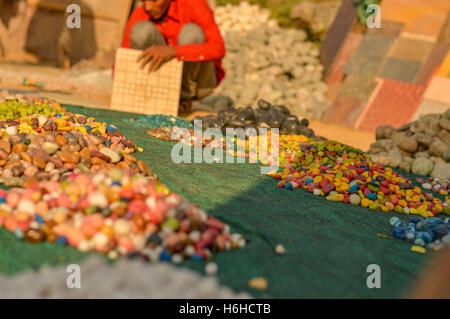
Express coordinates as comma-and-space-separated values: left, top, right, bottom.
205, 217, 225, 232
120, 189, 133, 199
77, 196, 90, 210
322, 183, 335, 195
147, 208, 164, 224
47, 198, 59, 208
319, 179, 329, 188
17, 221, 30, 232
128, 200, 146, 214
196, 238, 213, 250
58, 194, 72, 208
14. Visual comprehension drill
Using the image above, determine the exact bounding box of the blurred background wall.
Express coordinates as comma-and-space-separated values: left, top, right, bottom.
0, 0, 133, 66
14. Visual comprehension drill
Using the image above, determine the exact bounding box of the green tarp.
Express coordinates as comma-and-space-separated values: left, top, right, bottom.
0, 104, 437, 298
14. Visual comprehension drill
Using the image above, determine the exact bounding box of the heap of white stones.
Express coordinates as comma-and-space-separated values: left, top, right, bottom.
212, 1, 329, 119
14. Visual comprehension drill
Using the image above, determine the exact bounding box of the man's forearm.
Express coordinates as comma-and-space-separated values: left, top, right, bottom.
174, 42, 225, 62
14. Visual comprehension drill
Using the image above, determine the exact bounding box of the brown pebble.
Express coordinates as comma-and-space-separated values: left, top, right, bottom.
24, 229, 45, 243
33, 156, 46, 170
55, 135, 67, 147
133, 215, 147, 231
80, 156, 92, 168
59, 150, 80, 164
45, 232, 58, 243
0, 148, 9, 161
87, 143, 99, 152
90, 165, 101, 172
11, 165, 24, 177
64, 163, 77, 170
80, 147, 91, 158
113, 206, 126, 217
68, 144, 81, 153
5, 160, 21, 169
91, 157, 106, 166
123, 154, 137, 163
0, 140, 11, 153
23, 176, 38, 188
35, 171, 50, 181
137, 161, 152, 176
117, 161, 130, 170
24, 166, 38, 177
77, 116, 87, 124
48, 156, 64, 168
78, 136, 87, 148
248, 277, 268, 291
31, 148, 50, 161
20, 152, 32, 163
90, 150, 110, 162
12, 143, 27, 153
104, 163, 118, 170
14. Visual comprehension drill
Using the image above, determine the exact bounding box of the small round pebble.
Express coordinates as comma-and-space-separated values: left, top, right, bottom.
349, 194, 361, 205
205, 262, 218, 275
275, 244, 285, 255
248, 277, 268, 291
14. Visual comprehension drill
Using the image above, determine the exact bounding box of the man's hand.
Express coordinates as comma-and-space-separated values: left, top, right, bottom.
137, 45, 177, 73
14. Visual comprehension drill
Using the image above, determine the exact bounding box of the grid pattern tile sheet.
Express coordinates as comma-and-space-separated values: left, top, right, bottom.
111, 48, 183, 116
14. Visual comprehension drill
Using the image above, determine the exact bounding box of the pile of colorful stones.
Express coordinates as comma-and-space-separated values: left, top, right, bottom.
4, 112, 141, 154
0, 130, 153, 187
0, 91, 245, 263
390, 216, 450, 250
0, 92, 150, 188
124, 114, 193, 129
0, 112, 151, 188
147, 126, 281, 163
270, 136, 450, 217
416, 177, 449, 196
0, 169, 244, 261
146, 126, 450, 217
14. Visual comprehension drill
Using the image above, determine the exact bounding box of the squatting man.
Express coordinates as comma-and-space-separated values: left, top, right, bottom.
121, 0, 226, 113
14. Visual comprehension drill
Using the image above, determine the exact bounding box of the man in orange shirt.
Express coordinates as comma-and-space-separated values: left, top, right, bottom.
121, 0, 226, 112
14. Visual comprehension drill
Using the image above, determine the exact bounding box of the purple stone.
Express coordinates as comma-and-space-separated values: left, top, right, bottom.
398, 182, 412, 189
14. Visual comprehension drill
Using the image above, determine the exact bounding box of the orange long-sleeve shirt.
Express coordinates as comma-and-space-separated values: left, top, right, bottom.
121, 0, 226, 85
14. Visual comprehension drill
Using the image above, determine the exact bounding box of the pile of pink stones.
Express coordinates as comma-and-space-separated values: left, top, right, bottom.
0, 93, 245, 262
0, 168, 244, 262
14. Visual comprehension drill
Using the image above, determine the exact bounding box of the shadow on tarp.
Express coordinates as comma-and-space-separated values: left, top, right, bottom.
0, 104, 436, 298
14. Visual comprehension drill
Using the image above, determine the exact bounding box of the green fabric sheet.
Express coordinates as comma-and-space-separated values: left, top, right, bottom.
0, 104, 438, 298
